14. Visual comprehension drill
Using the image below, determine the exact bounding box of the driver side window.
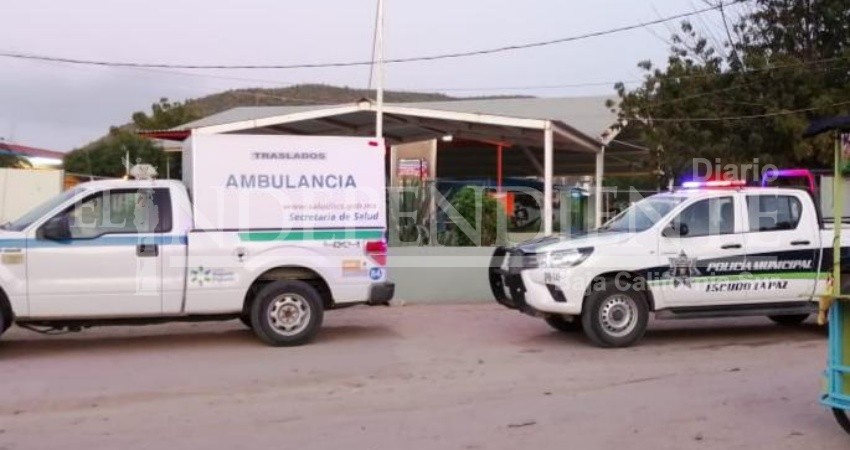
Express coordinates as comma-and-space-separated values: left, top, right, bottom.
669, 197, 734, 238
61, 189, 171, 239
68, 193, 106, 239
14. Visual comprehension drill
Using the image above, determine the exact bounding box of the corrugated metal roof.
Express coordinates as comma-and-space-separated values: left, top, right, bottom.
0, 142, 65, 159
392, 96, 617, 139
175, 96, 619, 140
177, 104, 333, 130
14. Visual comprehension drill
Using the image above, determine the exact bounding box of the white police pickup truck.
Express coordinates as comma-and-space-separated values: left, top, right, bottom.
490, 181, 850, 347
0, 135, 394, 346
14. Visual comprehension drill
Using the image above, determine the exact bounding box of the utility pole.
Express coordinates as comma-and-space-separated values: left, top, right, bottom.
374, 0, 385, 139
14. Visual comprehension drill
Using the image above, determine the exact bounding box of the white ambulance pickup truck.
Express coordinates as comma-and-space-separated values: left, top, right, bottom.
0, 135, 394, 346
490, 181, 850, 347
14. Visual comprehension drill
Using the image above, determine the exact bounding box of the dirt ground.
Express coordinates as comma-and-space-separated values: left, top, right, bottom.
0, 303, 847, 450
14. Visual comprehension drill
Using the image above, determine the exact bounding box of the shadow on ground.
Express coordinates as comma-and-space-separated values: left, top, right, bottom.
0, 323, 399, 360
520, 320, 826, 350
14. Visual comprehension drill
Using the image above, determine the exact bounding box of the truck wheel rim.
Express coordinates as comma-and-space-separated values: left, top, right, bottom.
599, 294, 637, 338
268, 294, 311, 336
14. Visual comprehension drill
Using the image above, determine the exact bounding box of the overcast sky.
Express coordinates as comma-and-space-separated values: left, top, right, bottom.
0, 0, 734, 151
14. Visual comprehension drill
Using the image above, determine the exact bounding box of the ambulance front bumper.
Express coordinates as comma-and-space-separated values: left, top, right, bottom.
488, 247, 584, 316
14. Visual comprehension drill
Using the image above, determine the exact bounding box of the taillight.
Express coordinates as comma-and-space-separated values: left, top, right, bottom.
365, 240, 387, 266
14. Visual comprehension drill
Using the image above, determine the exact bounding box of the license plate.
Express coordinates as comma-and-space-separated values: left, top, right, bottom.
544, 271, 563, 284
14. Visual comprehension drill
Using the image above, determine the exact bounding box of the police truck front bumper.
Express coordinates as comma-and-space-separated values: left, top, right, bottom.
489, 247, 541, 316
489, 247, 581, 316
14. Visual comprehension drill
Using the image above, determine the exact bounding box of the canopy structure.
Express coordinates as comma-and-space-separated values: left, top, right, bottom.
143, 96, 649, 232
803, 116, 850, 137
0, 141, 65, 166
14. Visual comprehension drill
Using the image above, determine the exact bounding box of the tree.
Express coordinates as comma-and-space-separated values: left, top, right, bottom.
64, 128, 165, 178
65, 98, 200, 178
613, 0, 850, 183
131, 98, 200, 130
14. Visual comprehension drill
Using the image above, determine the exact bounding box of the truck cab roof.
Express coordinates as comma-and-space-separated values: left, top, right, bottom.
668, 186, 808, 199
74, 178, 186, 192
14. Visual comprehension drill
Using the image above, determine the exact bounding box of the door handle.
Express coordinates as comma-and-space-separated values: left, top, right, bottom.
720, 243, 742, 250
136, 244, 159, 257
790, 240, 810, 246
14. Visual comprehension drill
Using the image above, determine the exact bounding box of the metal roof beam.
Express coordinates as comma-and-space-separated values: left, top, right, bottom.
397, 115, 540, 139
317, 117, 361, 133
520, 146, 544, 174
372, 104, 548, 130
193, 105, 362, 135
382, 114, 552, 147
267, 124, 310, 135
551, 122, 598, 153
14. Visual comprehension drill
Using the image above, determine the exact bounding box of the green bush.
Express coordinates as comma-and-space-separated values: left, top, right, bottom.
446, 187, 505, 246
393, 178, 431, 245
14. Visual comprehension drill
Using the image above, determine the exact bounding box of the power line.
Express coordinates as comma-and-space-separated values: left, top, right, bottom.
636, 100, 850, 122
412, 80, 641, 92
19, 52, 846, 96
18, 46, 639, 92
100, 53, 850, 94
6, 0, 844, 95
632, 59, 850, 111
407, 54, 850, 93
0, 0, 748, 71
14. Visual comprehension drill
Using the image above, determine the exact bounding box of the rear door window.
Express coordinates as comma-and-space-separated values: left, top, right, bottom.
746, 195, 802, 232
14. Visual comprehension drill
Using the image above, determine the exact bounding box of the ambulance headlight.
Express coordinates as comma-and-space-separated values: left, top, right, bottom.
538, 247, 593, 268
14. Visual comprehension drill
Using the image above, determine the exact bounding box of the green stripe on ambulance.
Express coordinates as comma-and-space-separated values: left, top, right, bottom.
239, 229, 384, 242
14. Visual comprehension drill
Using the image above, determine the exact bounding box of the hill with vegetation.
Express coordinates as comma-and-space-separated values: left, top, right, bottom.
64, 84, 473, 177
182, 84, 454, 118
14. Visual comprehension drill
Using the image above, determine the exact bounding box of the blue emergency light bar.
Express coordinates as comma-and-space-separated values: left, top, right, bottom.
681, 180, 746, 189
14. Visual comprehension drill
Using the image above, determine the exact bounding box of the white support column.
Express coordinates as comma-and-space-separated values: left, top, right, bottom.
595, 145, 605, 228
374, 0, 385, 139
543, 123, 554, 235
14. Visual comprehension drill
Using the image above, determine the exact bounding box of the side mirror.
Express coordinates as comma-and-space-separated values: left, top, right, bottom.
662, 222, 689, 237
40, 216, 71, 241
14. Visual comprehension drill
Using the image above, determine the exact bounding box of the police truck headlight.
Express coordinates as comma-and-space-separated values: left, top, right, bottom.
538, 247, 593, 268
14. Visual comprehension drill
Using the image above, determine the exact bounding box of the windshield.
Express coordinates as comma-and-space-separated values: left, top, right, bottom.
2, 186, 87, 232
600, 195, 686, 233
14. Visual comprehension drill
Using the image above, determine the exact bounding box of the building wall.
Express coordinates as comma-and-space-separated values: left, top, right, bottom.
388, 246, 494, 303
0, 168, 64, 223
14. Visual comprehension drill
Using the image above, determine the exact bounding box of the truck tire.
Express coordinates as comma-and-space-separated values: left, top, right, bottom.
767, 314, 809, 325
544, 315, 582, 333
581, 281, 648, 348
0, 290, 11, 335
250, 280, 324, 346
834, 408, 850, 435
238, 314, 253, 330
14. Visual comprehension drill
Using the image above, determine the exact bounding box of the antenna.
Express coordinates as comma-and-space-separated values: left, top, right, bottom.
122, 146, 130, 178
83, 145, 94, 181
